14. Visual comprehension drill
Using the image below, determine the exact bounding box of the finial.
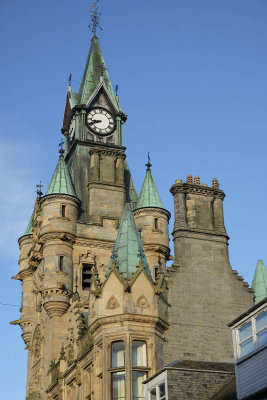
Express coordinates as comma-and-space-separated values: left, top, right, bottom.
74, 273, 78, 294
59, 141, 64, 158
88, 0, 102, 38
36, 181, 43, 198
60, 344, 66, 360
68, 73, 72, 86
115, 84, 119, 96
145, 152, 152, 171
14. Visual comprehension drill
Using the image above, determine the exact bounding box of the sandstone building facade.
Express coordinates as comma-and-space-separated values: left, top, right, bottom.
12, 33, 255, 400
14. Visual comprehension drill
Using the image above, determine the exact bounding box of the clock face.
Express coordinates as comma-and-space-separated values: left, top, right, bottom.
68, 117, 75, 144
87, 107, 116, 136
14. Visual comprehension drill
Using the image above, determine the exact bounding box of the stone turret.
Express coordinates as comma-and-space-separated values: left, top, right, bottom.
40, 156, 80, 317
134, 160, 170, 278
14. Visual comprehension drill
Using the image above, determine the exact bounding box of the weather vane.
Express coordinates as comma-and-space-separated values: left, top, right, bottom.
59, 141, 64, 158
68, 73, 72, 86
88, 0, 102, 37
36, 181, 44, 198
146, 152, 152, 170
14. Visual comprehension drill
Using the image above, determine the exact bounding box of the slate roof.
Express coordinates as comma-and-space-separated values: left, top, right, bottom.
109, 203, 152, 279
252, 260, 267, 304
46, 156, 77, 197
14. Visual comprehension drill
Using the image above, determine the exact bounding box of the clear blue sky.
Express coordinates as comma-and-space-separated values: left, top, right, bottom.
1, 1, 267, 397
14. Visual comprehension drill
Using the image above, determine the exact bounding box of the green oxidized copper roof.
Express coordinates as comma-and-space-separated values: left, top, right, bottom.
252, 260, 267, 304
46, 156, 77, 197
24, 213, 33, 235
109, 203, 152, 279
78, 36, 118, 107
135, 165, 164, 210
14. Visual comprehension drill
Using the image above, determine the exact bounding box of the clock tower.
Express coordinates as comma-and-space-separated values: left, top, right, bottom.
61, 35, 128, 222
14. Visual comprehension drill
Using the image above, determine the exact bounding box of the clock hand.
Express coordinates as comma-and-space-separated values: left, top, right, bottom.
88, 119, 102, 126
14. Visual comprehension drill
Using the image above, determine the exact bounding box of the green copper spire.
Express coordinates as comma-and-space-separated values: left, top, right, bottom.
252, 260, 267, 304
135, 156, 164, 210
109, 203, 152, 279
79, 36, 118, 107
24, 213, 33, 235
46, 156, 77, 197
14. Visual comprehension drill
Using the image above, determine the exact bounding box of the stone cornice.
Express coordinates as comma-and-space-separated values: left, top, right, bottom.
89, 146, 125, 159
74, 238, 114, 249
89, 313, 169, 335
39, 232, 76, 244
133, 207, 171, 220
170, 183, 225, 200
40, 194, 81, 206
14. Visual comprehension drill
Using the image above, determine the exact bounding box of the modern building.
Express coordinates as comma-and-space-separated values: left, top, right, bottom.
228, 297, 267, 400
12, 24, 262, 400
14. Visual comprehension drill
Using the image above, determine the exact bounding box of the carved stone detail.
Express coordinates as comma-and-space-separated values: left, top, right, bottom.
136, 295, 150, 309
106, 295, 120, 309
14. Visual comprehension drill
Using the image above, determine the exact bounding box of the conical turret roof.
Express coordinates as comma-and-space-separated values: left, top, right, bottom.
109, 203, 152, 279
252, 260, 267, 304
23, 213, 33, 235
79, 36, 118, 107
135, 165, 164, 210
46, 156, 77, 197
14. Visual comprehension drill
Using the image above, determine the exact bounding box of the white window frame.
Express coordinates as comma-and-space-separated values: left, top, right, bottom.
145, 370, 168, 400
236, 309, 267, 359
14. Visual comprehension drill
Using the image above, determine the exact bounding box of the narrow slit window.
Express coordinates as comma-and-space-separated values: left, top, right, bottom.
61, 204, 66, 217
154, 218, 158, 230
59, 255, 64, 271
82, 263, 93, 290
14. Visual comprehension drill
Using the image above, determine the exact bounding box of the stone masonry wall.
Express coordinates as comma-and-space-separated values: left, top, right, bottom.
167, 368, 234, 400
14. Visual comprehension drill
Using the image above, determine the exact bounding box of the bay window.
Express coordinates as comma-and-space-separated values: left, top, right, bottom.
111, 340, 148, 400
111, 341, 125, 400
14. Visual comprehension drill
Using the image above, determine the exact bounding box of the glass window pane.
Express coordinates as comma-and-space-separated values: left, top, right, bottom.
240, 338, 254, 357
112, 342, 125, 367
239, 322, 252, 341
256, 312, 267, 331
257, 329, 267, 348
112, 371, 125, 400
132, 341, 147, 366
159, 382, 166, 397
150, 389, 156, 400
132, 371, 146, 400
